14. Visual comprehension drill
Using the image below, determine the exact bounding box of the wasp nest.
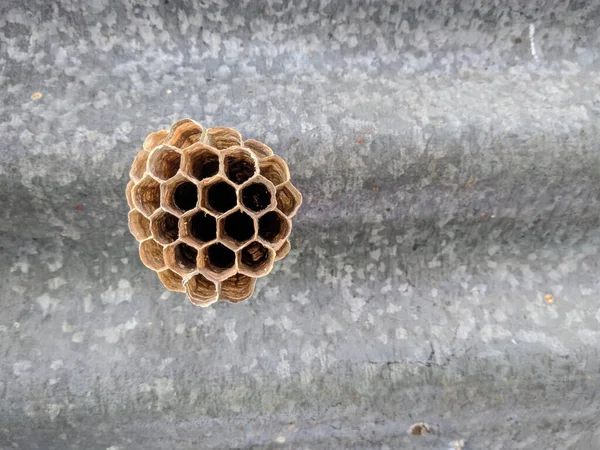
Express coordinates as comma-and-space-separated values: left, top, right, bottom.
126, 119, 302, 306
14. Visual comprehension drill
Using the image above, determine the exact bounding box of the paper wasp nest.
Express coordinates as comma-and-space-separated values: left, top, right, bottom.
126, 119, 302, 306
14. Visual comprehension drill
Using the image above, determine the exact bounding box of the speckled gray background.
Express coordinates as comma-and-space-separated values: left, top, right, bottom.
1, 0, 600, 449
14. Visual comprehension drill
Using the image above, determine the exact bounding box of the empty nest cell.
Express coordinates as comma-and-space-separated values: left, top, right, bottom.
220, 274, 255, 302
148, 146, 181, 180
205, 127, 242, 150
239, 241, 274, 277
205, 243, 235, 271
200, 243, 236, 281
258, 211, 290, 245
220, 210, 255, 247
139, 239, 165, 271
126, 180, 135, 209
161, 175, 198, 216
128, 210, 151, 241
274, 240, 291, 261
259, 156, 289, 186
182, 145, 219, 181
183, 210, 217, 244
132, 176, 161, 217
151, 211, 179, 245
186, 273, 217, 305
241, 181, 272, 212
173, 181, 197, 212
165, 242, 198, 275
130, 150, 149, 182
224, 149, 257, 184
276, 182, 302, 217
203, 180, 237, 214
244, 139, 273, 159
157, 269, 184, 292
143, 129, 168, 151
164, 119, 203, 149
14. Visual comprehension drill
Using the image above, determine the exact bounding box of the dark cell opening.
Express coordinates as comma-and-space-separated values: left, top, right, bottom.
191, 152, 219, 180
173, 182, 198, 212
258, 211, 283, 242
241, 242, 269, 269
242, 183, 271, 212
174, 243, 198, 271
207, 181, 237, 213
225, 154, 255, 184
154, 212, 179, 244
224, 211, 254, 243
189, 211, 217, 242
207, 243, 235, 270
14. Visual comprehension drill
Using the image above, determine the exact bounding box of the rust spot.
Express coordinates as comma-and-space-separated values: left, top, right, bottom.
31, 92, 42, 100
75, 204, 84, 211
372, 185, 379, 192
408, 422, 433, 436
544, 294, 554, 304
356, 138, 364, 144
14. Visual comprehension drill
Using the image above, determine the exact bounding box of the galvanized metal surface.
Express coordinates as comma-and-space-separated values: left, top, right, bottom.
1, 1, 600, 448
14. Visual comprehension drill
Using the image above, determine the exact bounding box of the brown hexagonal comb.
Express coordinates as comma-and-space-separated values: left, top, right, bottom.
126, 119, 302, 306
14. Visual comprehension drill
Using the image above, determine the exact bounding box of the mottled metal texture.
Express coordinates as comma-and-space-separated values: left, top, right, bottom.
1, 0, 600, 449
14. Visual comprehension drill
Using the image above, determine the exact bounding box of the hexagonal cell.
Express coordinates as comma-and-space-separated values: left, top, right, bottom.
130, 150, 149, 183
274, 240, 291, 261
150, 210, 179, 245
199, 243, 236, 281
185, 273, 218, 306
220, 273, 256, 303
259, 156, 289, 186
238, 241, 275, 278
181, 144, 219, 182
126, 180, 135, 209
164, 242, 198, 276
132, 175, 161, 217
139, 238, 166, 271
276, 182, 302, 218
163, 119, 203, 149
201, 179, 237, 215
240, 176, 276, 214
258, 210, 291, 246
128, 210, 152, 241
180, 210, 217, 246
147, 145, 181, 181
161, 175, 198, 216
205, 127, 242, 150
157, 269, 185, 292
218, 209, 256, 250
244, 139, 273, 159
143, 129, 168, 151
222, 147, 257, 185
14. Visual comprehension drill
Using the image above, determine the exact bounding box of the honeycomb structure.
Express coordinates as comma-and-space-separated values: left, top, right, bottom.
126, 119, 301, 306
